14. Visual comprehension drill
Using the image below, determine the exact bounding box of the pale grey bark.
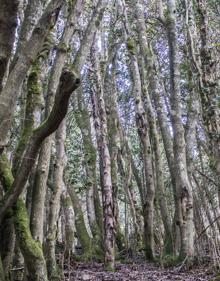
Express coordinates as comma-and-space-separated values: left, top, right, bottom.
46, 120, 66, 281
130, 0, 173, 253
12, 0, 44, 66
61, 190, 75, 256
73, 0, 105, 73
90, 42, 115, 270
120, 1, 155, 259
166, 0, 194, 259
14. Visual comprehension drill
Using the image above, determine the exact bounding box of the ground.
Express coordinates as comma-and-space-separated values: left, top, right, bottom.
63, 262, 214, 281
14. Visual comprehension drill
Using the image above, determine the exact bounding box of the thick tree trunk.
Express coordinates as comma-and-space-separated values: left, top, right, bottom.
0, 67, 79, 280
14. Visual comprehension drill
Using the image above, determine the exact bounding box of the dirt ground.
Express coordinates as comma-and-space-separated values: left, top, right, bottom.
63, 261, 215, 281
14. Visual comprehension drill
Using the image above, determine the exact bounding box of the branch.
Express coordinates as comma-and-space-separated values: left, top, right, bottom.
195, 168, 217, 186
196, 214, 220, 241
0, 67, 80, 223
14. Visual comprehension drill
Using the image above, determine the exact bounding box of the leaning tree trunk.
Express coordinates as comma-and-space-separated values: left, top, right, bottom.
0, 68, 80, 223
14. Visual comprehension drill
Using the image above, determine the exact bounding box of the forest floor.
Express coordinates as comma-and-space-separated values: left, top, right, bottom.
63, 261, 215, 281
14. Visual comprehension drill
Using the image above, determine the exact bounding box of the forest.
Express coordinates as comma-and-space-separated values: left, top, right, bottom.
0, 0, 219, 280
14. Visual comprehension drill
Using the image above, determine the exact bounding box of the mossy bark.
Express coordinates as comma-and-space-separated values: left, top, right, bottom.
90, 44, 115, 270
45, 120, 66, 281
104, 63, 126, 254
61, 191, 75, 257
75, 89, 103, 243
0, 155, 48, 281
67, 184, 93, 255
0, 154, 15, 278
14, 199, 48, 281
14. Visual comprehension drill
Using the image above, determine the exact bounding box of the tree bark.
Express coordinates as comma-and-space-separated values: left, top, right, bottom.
166, 0, 194, 259
90, 43, 115, 270
46, 120, 66, 281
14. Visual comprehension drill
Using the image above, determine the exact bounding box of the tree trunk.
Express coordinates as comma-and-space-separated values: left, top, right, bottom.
90, 43, 115, 270
166, 0, 194, 259
46, 120, 66, 281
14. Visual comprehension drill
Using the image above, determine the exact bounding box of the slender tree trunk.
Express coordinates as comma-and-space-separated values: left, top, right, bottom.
90, 43, 115, 270
67, 184, 94, 256
46, 120, 66, 281
195, 0, 220, 195
61, 190, 75, 257
166, 0, 194, 259
74, 89, 103, 238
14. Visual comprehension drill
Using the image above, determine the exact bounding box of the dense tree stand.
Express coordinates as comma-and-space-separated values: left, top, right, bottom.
0, 0, 219, 280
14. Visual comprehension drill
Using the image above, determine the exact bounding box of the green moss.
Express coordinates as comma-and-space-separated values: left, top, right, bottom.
145, 246, 154, 261
13, 199, 44, 259
0, 154, 13, 191
105, 262, 115, 272
75, 212, 92, 251
13, 60, 44, 173
127, 38, 136, 55
63, 196, 72, 208
57, 42, 68, 54
156, 254, 179, 268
